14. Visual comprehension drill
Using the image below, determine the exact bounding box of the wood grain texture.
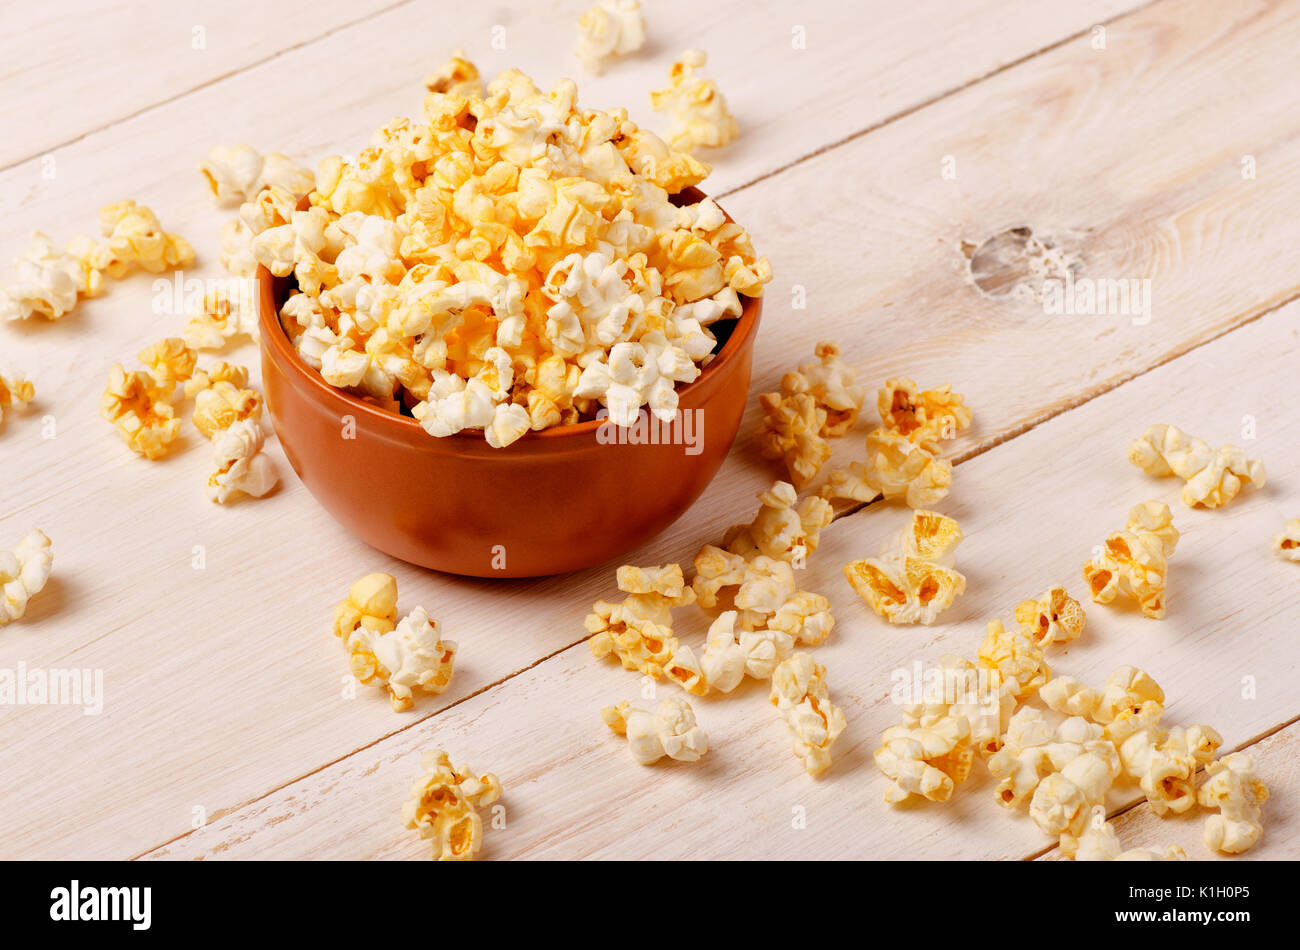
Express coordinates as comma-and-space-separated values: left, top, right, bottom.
1039, 718, 1300, 861
2, 0, 1297, 861
147, 304, 1300, 860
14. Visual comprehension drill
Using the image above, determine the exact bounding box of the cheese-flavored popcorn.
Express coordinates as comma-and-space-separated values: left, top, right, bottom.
137, 338, 197, 397
333, 572, 399, 641
401, 750, 502, 861
346, 606, 457, 711
206, 419, 279, 504
100, 364, 181, 459
875, 706, 974, 804
1082, 501, 1178, 619
575, 0, 646, 75
91, 200, 194, 277
650, 50, 738, 152
843, 510, 966, 625
1128, 424, 1265, 509
1059, 807, 1186, 861
425, 49, 484, 97
722, 480, 833, 565
0, 530, 53, 627
770, 653, 846, 777
877, 378, 972, 444
1014, 586, 1086, 647
0, 232, 102, 321
1198, 753, 1268, 854
603, 696, 709, 765
0, 368, 35, 424
1273, 519, 1300, 561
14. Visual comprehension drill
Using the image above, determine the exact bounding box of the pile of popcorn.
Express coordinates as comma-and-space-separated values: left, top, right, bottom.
200, 54, 768, 449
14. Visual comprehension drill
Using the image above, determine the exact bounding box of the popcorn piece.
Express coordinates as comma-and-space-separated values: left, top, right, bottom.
1272, 519, 1300, 562
91, 200, 194, 277
1040, 676, 1101, 720
696, 610, 748, 692
843, 510, 966, 625
346, 606, 457, 711
1027, 730, 1122, 837
771, 653, 846, 777
1082, 501, 1178, 619
100, 364, 181, 459
1014, 586, 1086, 647
401, 750, 502, 861
756, 390, 829, 488
137, 337, 197, 397
650, 50, 738, 152
206, 419, 278, 503
977, 619, 1049, 698
877, 378, 972, 444
424, 49, 484, 97
0, 232, 102, 321
184, 360, 250, 398
183, 283, 260, 349
1198, 753, 1268, 854
191, 377, 264, 440
1129, 424, 1265, 509
588, 563, 695, 678
200, 145, 316, 207
1093, 665, 1165, 727
0, 530, 53, 627
602, 695, 709, 764
821, 429, 953, 508
1117, 722, 1222, 817
575, 0, 645, 75
722, 480, 834, 564
790, 342, 865, 437
986, 708, 1060, 809
691, 544, 749, 610
1059, 807, 1186, 861
0, 368, 35, 424
333, 572, 399, 641
875, 705, 974, 804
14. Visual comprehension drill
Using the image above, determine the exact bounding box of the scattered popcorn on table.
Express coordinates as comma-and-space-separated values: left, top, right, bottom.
1128, 424, 1265, 509
843, 510, 966, 625
1272, 519, 1300, 561
770, 652, 845, 777
206, 419, 279, 504
1058, 806, 1185, 861
575, 0, 645, 75
346, 606, 457, 711
650, 49, 738, 152
0, 232, 102, 321
401, 750, 502, 861
100, 363, 181, 459
602, 695, 709, 765
1198, 753, 1268, 854
0, 530, 53, 627
1082, 501, 1178, 619
0, 368, 35, 424
1014, 586, 1086, 647
757, 342, 863, 487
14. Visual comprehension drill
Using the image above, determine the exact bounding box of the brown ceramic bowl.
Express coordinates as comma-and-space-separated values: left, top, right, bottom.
258, 193, 763, 578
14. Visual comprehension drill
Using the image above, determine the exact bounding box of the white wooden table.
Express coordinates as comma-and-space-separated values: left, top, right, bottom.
2, 0, 1296, 860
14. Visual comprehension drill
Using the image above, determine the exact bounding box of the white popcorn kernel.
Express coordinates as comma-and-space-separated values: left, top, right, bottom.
602, 696, 708, 765
0, 530, 53, 626
770, 653, 845, 777
206, 419, 279, 504
575, 0, 646, 75
1198, 753, 1268, 854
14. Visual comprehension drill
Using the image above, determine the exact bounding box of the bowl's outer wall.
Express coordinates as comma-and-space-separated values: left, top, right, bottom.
260, 283, 762, 578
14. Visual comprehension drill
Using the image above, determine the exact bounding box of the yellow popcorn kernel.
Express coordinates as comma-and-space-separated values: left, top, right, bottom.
1273, 519, 1300, 561
333, 572, 399, 642
649, 49, 739, 153
0, 231, 102, 321
785, 342, 865, 437
602, 696, 709, 765
1116, 723, 1221, 817
191, 380, 263, 441
1082, 501, 1178, 619
575, 0, 645, 75
1059, 806, 1185, 861
821, 429, 953, 509
401, 750, 502, 861
206, 419, 278, 505
587, 572, 687, 678
92, 200, 194, 277
877, 377, 972, 444
184, 360, 250, 399
1, 530, 53, 627
875, 708, 973, 804
986, 707, 1058, 809
977, 619, 1049, 698
136, 337, 197, 397
424, 49, 484, 97
756, 390, 830, 489
1129, 423, 1265, 509
1013, 586, 1086, 647
770, 653, 846, 778
0, 368, 36, 424
184, 284, 259, 350
345, 606, 457, 712
723, 480, 833, 565
1198, 753, 1268, 854
616, 563, 687, 599
1092, 665, 1165, 728
100, 364, 180, 459
843, 510, 965, 625
691, 543, 749, 611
